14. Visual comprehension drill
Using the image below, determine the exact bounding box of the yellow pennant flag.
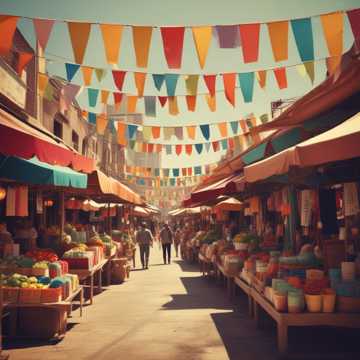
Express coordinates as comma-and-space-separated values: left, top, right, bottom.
132, 26, 153, 68
185, 75, 199, 96
267, 21, 289, 61
217, 122, 228, 138
142, 126, 152, 141
81, 66, 93, 86
100, 24, 123, 64
96, 114, 108, 135
205, 94, 216, 112
186, 126, 196, 139
38, 72, 49, 95
168, 96, 179, 115
297, 62, 315, 83
192, 26, 212, 69
67, 22, 91, 64
134, 72, 146, 97
127, 96, 138, 113
320, 12, 343, 57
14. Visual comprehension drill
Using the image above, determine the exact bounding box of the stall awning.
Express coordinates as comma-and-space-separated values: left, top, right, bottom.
244, 112, 360, 183
133, 206, 150, 217
214, 197, 244, 212
0, 109, 95, 173
0, 155, 87, 188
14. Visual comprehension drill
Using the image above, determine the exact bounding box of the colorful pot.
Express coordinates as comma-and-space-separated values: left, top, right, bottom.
305, 294, 322, 312
322, 289, 336, 313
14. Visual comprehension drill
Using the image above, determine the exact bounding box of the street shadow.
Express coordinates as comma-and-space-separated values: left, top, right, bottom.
173, 259, 198, 272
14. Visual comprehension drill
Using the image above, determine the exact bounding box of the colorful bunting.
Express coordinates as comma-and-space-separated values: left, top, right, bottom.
174, 127, 184, 140
168, 96, 179, 115
117, 123, 127, 146
186, 95, 197, 112
158, 96, 168, 107
101, 90, 110, 104
113, 92, 123, 108
65, 63, 80, 81
0, 16, 18, 55
200, 124, 210, 140
256, 70, 267, 89
217, 122, 228, 138
267, 21, 289, 62
88, 88, 99, 107
165, 145, 172, 155
151, 126, 161, 139
239, 23, 260, 63
164, 127, 175, 140
153, 74, 165, 91
203, 74, 216, 96
192, 26, 212, 69
112, 70, 126, 91
347, 9, 360, 39
185, 144, 193, 156
100, 24, 123, 64
195, 144, 203, 154
291, 18, 314, 62
212, 141, 220, 152
160, 27, 185, 69
61, 83, 81, 110
95, 68, 106, 82
81, 66, 93, 86
144, 96, 156, 117
134, 72, 146, 97
96, 114, 108, 135
38, 73, 49, 95
142, 126, 152, 141
127, 124, 138, 139
33, 18, 54, 51
320, 12, 343, 56
186, 126, 196, 140
88, 112, 97, 124
297, 62, 315, 83
215, 25, 240, 48
127, 95, 138, 113
238, 72, 255, 103
205, 94, 216, 112
273, 67, 288, 89
230, 121, 239, 134
16, 52, 33, 76
228, 138, 234, 150
67, 22, 91, 64
165, 74, 179, 96
221, 139, 228, 150
132, 26, 153, 68
185, 75, 199, 95
223, 73, 236, 107
175, 144, 182, 156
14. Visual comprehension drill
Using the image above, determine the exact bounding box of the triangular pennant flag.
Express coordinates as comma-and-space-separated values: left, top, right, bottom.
347, 9, 360, 39
186, 95, 197, 112
127, 96, 138, 113
88, 88, 99, 107
164, 127, 175, 140
267, 21, 289, 62
151, 126, 161, 139
67, 22, 91, 64
148, 144, 154, 153
127, 124, 138, 139
182, 168, 187, 176
43, 81, 54, 101
88, 112, 97, 124
16, 52, 33, 76
174, 145, 182, 156
142, 126, 152, 141
256, 70, 267, 89
203, 74, 216, 96
222, 73, 236, 107
152, 74, 165, 91
132, 26, 153, 68
61, 83, 80, 109
215, 25, 240, 48
174, 127, 184, 140
158, 96, 168, 107
0, 16, 19, 55
297, 62, 315, 83
218, 122, 228, 138
195, 143, 203, 154
221, 139, 228, 150
173, 168, 180, 177
188, 167, 193, 175
291, 18, 314, 62
228, 138, 235, 150
230, 121, 239, 134
117, 123, 127, 146
238, 72, 255, 103
212, 141, 220, 152
185, 74, 199, 96
100, 24, 123, 64
239, 23, 260, 63
194, 166, 202, 175
65, 63, 80, 81
81, 66, 93, 86
273, 67, 288, 89
186, 126, 196, 139
185, 144, 193, 156
239, 119, 248, 133
165, 74, 179, 96
129, 140, 136, 150
33, 18, 54, 51
144, 96, 156, 117
320, 12, 343, 57
134, 72, 146, 97
168, 96, 179, 115
165, 145, 172, 155
95, 68, 107, 82
192, 26, 212, 69
160, 27, 185, 69
156, 144, 162, 153
101, 90, 110, 104
113, 92, 123, 109
205, 94, 216, 112
200, 124, 210, 140
96, 114, 108, 135
112, 70, 126, 91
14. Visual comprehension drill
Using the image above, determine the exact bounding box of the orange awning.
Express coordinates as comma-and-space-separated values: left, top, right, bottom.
214, 197, 244, 212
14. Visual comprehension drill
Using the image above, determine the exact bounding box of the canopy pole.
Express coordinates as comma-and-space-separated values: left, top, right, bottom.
59, 191, 65, 245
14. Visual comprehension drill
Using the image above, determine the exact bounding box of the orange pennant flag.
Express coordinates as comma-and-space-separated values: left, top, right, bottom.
222, 73, 236, 107
267, 21, 289, 61
127, 96, 138, 113
186, 126, 196, 139
205, 94, 216, 112
96, 114, 108, 135
134, 72, 146, 97
186, 95, 197, 112
320, 12, 343, 57
0, 16, 19, 55
168, 96, 179, 115
326, 56, 342, 76
38, 73, 49, 95
218, 122, 228, 138
117, 123, 127, 146
256, 70, 267, 89
100, 24, 123, 64
16, 52, 33, 76
156, 144, 162, 153
185, 144, 193, 156
101, 90, 110, 104
152, 126, 161, 139
132, 26, 153, 68
192, 26, 212, 69
81, 66, 93, 86
67, 22, 92, 64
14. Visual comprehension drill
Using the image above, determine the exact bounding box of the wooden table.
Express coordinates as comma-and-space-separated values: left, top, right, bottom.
234, 275, 253, 316
251, 288, 360, 355
70, 259, 108, 305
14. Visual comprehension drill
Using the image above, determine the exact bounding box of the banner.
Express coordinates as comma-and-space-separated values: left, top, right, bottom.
16, 52, 33, 76
153, 74, 165, 91
112, 70, 126, 91
186, 126, 196, 139
223, 73, 236, 107
273, 67, 287, 89
168, 96, 179, 115
65, 63, 80, 81
165, 74, 179, 96
217, 122, 228, 138
192, 26, 212, 68
238, 72, 255, 103
88, 88, 99, 107
33, 18, 54, 51
144, 96, 156, 117
185, 75, 199, 95
256, 70, 267, 89
215, 25, 240, 48
291, 18, 314, 62
200, 124, 210, 140
81, 66, 93, 86
204, 74, 216, 96
186, 95, 197, 112
67, 22, 91, 64
132, 26, 153, 68
205, 94, 216, 112
134, 72, 146, 97
100, 24, 123, 64
239, 23, 260, 63
267, 21, 289, 61
320, 12, 344, 57
160, 27, 185, 69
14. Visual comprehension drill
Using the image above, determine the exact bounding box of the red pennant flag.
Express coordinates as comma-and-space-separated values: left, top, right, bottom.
175, 144, 182, 156
160, 27, 185, 69
186, 95, 197, 112
228, 138, 235, 150
148, 144, 154, 153
33, 19, 55, 51
113, 92, 123, 105
222, 73, 236, 107
239, 23, 260, 63
347, 9, 360, 40
203, 75, 216, 96
273, 67, 288, 89
0, 16, 19, 55
112, 70, 126, 91
185, 144, 193, 156
16, 52, 33, 75
158, 96, 168, 107
212, 141, 220, 152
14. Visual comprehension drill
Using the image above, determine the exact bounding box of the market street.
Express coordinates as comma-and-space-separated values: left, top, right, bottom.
5, 245, 278, 360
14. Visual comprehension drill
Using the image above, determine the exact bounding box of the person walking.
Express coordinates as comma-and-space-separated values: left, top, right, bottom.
135, 222, 153, 269
159, 223, 173, 264
174, 227, 181, 258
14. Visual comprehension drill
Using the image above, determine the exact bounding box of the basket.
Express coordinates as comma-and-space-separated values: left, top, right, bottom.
40, 287, 62, 303
2, 287, 19, 304
337, 296, 360, 313
19, 288, 42, 304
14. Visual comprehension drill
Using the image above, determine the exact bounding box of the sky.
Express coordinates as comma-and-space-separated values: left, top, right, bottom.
0, 0, 358, 170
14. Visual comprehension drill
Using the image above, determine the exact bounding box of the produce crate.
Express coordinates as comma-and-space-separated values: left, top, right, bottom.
19, 288, 42, 304
41, 287, 62, 303
3, 287, 19, 304
63, 257, 93, 270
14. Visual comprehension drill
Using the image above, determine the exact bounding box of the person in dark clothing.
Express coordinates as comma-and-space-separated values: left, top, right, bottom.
159, 223, 173, 264
135, 222, 154, 269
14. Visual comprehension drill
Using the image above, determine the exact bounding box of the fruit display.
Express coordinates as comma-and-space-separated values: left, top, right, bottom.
25, 249, 58, 262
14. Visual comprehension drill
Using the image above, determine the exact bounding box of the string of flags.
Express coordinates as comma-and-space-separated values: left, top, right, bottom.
126, 175, 204, 188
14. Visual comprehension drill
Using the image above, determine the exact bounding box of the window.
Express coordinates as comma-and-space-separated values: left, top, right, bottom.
72, 131, 79, 151
53, 120, 62, 139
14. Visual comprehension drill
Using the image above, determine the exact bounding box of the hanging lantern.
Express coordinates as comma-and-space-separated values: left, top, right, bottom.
0, 187, 6, 201
44, 199, 54, 207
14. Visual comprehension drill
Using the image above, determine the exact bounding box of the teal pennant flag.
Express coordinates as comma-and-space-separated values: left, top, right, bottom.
238, 72, 255, 103
291, 18, 314, 62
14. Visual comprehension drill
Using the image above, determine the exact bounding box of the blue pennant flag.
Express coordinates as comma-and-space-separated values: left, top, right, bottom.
127, 124, 138, 139
230, 120, 239, 134
65, 63, 80, 81
200, 124, 210, 140
88, 112, 97, 124
152, 74, 165, 91
88, 88, 99, 107
291, 18, 314, 62
165, 74, 179, 97
238, 72, 255, 103
195, 143, 203, 154
173, 168, 180, 177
